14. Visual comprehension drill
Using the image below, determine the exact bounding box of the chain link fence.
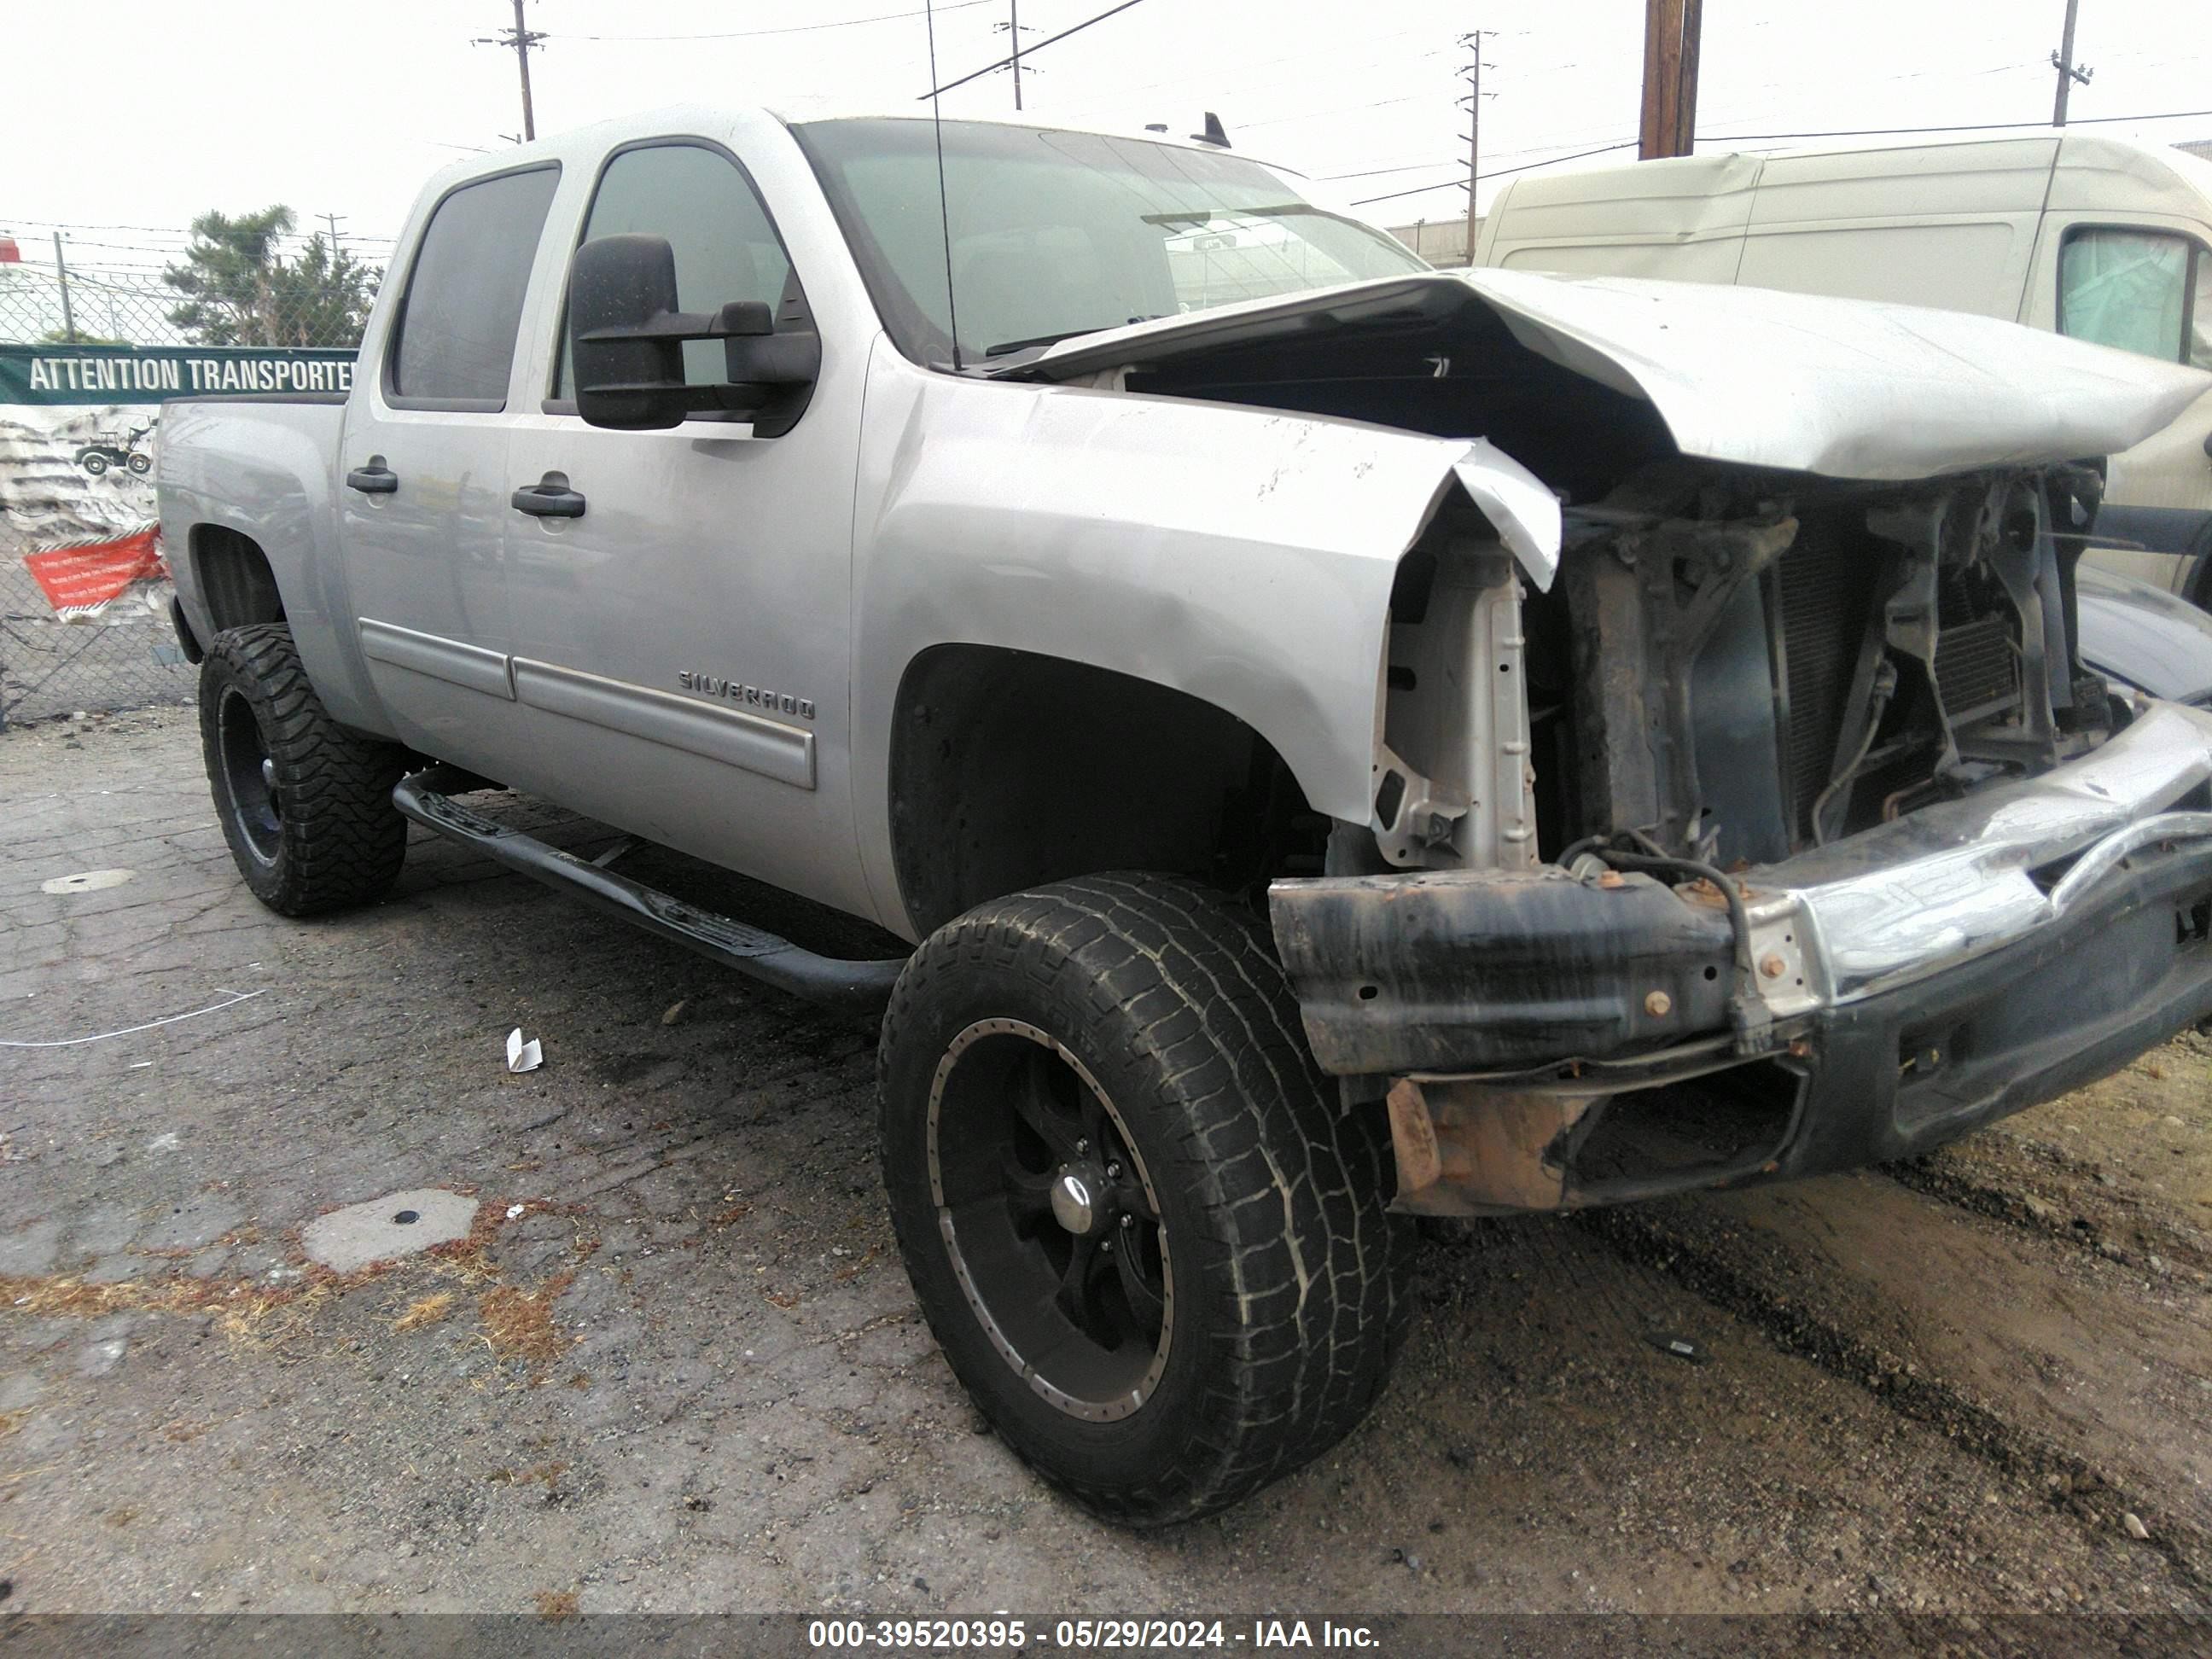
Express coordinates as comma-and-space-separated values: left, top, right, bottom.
0, 260, 367, 729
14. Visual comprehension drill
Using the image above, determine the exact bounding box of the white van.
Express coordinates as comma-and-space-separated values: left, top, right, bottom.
1476, 134, 2212, 602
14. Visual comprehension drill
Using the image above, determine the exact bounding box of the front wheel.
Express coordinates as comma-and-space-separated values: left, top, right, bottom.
199, 624, 409, 916
125, 452, 152, 475
878, 874, 1410, 1527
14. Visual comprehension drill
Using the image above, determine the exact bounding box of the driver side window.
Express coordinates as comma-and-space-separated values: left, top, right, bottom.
557, 143, 799, 398
2057, 226, 2205, 368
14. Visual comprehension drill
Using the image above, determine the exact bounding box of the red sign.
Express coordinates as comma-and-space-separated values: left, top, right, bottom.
22, 524, 166, 613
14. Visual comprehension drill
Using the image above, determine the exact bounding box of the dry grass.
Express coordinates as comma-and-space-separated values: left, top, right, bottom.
479, 1273, 577, 1367
0, 1268, 341, 1337
488, 1460, 568, 1488
534, 1589, 580, 1621
392, 1291, 456, 1333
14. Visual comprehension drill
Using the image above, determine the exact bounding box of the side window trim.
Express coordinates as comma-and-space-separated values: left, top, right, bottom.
383, 160, 562, 414
2054, 219, 2205, 366
542, 135, 809, 418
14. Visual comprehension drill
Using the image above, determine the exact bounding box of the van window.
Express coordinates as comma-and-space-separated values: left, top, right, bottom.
2196, 253, 2212, 371
2058, 228, 2203, 366
557, 143, 797, 398
387, 166, 560, 407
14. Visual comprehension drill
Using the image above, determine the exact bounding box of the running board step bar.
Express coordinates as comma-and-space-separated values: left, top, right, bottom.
393, 765, 908, 1011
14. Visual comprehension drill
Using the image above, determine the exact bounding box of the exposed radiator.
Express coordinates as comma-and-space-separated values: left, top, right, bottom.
1934, 615, 2020, 719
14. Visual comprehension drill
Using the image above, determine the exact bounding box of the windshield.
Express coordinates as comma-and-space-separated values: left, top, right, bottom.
793, 117, 1429, 366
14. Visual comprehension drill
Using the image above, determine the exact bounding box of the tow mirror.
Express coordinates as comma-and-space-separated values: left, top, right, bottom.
569, 233, 821, 435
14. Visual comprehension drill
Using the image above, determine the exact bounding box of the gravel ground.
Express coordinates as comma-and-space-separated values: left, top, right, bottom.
2, 707, 2209, 1641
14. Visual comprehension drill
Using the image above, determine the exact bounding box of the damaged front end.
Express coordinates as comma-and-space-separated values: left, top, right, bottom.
1272, 461, 2212, 1216
1005, 265, 2212, 1215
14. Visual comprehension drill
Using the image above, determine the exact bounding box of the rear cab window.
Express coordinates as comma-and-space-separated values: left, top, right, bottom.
2058, 225, 2212, 371
385, 166, 562, 410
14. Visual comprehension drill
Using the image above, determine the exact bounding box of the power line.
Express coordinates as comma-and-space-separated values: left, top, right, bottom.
1047, 25, 1444, 117
1703, 106, 2212, 143
1351, 102, 2212, 211
550, 1, 991, 42
1316, 160, 1459, 181
920, 0, 1150, 101
1239, 92, 1431, 132
1350, 141, 1639, 207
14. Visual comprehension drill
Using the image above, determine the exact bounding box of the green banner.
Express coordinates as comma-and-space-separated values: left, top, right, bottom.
0, 344, 357, 405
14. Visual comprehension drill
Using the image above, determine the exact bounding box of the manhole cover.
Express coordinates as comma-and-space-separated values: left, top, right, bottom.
42, 869, 136, 894
301, 1188, 479, 1272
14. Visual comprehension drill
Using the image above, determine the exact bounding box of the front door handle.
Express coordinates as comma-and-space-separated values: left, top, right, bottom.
345, 456, 399, 494
511, 470, 586, 519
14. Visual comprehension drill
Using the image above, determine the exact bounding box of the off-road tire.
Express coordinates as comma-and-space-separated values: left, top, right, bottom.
878, 873, 1412, 1528
199, 624, 408, 917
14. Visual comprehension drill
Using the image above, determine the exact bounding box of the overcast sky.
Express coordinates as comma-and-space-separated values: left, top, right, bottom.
3, 0, 2206, 272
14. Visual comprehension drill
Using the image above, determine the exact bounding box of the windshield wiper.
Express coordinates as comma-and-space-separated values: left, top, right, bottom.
983, 318, 1160, 358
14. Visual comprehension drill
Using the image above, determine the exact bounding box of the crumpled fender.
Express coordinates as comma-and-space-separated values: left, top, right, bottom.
848, 354, 1560, 885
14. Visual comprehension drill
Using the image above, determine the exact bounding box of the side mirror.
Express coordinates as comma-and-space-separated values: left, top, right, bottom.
569, 233, 821, 435
571, 234, 684, 430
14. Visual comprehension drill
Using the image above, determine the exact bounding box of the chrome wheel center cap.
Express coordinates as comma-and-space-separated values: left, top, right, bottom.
260, 758, 276, 791
1051, 1167, 1107, 1237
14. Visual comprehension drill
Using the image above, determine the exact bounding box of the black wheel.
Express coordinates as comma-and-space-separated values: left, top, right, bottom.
81, 452, 108, 476
199, 624, 408, 917
126, 452, 152, 475
878, 873, 1410, 1527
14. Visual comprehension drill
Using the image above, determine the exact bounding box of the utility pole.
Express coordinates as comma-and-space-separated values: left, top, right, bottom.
996, 3, 1035, 111
319, 212, 346, 255
2051, 0, 2093, 125
52, 232, 76, 345
1639, 0, 1703, 160
1458, 31, 1496, 267
474, 0, 545, 142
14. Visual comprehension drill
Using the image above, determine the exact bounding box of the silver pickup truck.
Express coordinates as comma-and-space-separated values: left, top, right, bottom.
157, 105, 2212, 1527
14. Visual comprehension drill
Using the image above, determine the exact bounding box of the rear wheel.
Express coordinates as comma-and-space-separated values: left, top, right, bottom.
199, 624, 408, 916
878, 873, 1410, 1527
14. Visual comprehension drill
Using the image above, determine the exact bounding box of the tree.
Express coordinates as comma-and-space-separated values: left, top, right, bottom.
162, 206, 380, 347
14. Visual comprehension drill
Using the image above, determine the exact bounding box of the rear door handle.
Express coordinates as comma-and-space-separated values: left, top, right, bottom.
511, 470, 586, 519
345, 456, 399, 494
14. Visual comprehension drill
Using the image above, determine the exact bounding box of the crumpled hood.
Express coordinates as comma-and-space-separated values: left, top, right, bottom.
1015, 267, 2211, 483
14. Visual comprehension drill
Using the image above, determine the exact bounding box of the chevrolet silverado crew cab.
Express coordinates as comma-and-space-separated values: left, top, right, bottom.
158, 106, 2212, 1527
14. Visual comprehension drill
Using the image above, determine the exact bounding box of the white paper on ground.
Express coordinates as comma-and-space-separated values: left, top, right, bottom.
505, 1027, 543, 1074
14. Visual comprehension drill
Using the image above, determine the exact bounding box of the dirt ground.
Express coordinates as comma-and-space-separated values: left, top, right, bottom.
3, 707, 2209, 1638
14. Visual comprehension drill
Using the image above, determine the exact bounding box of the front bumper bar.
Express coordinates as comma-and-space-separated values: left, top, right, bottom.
1269, 701, 2212, 1202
